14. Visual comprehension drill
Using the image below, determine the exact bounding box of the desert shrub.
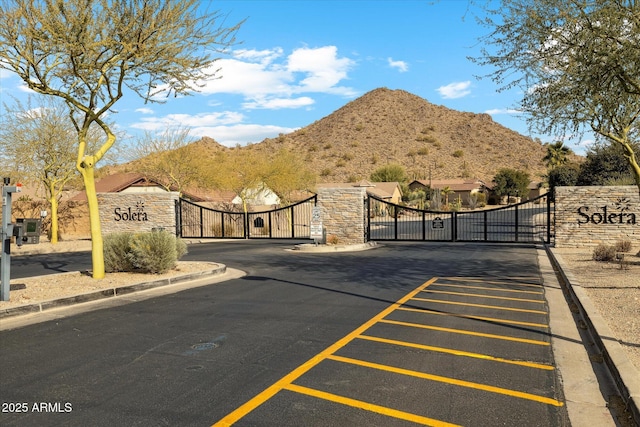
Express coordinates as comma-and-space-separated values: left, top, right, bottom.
320, 168, 332, 177
452, 150, 464, 158
104, 232, 135, 272
614, 239, 632, 253
592, 244, 616, 262
417, 147, 429, 156
126, 232, 182, 274
104, 231, 187, 274
175, 236, 188, 259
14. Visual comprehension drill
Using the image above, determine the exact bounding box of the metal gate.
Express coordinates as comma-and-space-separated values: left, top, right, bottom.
177, 195, 317, 239
367, 194, 552, 244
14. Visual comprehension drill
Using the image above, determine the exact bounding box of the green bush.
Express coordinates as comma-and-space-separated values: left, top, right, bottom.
104, 231, 187, 274
104, 232, 135, 272
614, 239, 632, 253
592, 244, 616, 262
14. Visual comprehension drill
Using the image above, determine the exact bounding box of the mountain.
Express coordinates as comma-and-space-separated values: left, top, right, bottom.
111, 88, 555, 186
250, 88, 550, 184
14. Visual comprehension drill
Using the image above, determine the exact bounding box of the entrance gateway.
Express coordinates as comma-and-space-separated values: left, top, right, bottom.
367, 194, 552, 244
176, 193, 552, 244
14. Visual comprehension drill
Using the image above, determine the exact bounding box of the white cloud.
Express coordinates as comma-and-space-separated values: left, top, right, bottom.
190, 124, 297, 147
135, 108, 154, 115
242, 96, 315, 110
485, 108, 521, 115
388, 58, 408, 72
437, 81, 472, 99
131, 111, 245, 131
194, 46, 357, 109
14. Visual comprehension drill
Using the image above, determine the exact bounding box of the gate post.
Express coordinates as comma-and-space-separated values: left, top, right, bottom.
452, 211, 457, 242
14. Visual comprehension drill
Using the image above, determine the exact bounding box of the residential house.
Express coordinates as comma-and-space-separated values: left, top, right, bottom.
408, 179, 489, 206
317, 181, 403, 204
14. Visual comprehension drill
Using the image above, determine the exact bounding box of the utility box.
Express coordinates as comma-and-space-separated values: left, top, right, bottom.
16, 218, 41, 244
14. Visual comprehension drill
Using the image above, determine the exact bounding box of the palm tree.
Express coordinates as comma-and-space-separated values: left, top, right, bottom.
440, 186, 454, 207
543, 141, 573, 169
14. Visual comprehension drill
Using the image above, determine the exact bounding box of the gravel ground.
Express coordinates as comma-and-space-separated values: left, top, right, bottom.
1, 238, 214, 309
552, 247, 640, 373
3, 239, 639, 373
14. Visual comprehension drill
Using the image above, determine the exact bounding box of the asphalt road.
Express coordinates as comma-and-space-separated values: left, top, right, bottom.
1, 241, 570, 426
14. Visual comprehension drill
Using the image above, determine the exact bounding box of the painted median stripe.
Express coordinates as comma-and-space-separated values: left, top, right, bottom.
397, 306, 549, 329
284, 383, 462, 427
326, 354, 564, 407
411, 297, 548, 314
357, 334, 555, 370
442, 277, 543, 288
431, 282, 544, 295
420, 289, 546, 304
378, 319, 550, 346
212, 278, 440, 426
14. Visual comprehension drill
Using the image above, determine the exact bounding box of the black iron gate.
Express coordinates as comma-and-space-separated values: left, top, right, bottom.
177, 195, 317, 239
367, 194, 552, 244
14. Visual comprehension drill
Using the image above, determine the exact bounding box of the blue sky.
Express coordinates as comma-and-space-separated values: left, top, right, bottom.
0, 0, 592, 155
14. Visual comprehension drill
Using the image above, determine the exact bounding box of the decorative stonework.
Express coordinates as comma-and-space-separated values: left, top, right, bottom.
98, 192, 179, 235
555, 186, 639, 248
316, 186, 367, 245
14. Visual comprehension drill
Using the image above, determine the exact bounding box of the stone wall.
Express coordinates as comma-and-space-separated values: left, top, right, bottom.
555, 186, 639, 248
98, 192, 179, 235
316, 186, 367, 245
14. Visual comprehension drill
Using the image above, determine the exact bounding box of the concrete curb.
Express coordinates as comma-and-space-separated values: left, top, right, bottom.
546, 246, 640, 425
290, 241, 380, 253
0, 263, 227, 320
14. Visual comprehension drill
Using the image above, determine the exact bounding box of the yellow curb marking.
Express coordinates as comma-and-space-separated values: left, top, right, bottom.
397, 306, 549, 329
284, 383, 462, 427
378, 319, 550, 346
411, 297, 548, 314
429, 283, 544, 295
327, 355, 563, 407
357, 335, 554, 370
421, 289, 546, 304
212, 278, 438, 426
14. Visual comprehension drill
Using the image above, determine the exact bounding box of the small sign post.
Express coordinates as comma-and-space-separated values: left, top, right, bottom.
310, 207, 323, 243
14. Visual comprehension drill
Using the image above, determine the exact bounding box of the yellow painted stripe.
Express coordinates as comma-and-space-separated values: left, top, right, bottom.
357, 335, 554, 370
284, 383, 461, 427
411, 297, 548, 314
428, 283, 543, 295
397, 306, 549, 329
441, 277, 542, 288
378, 319, 550, 346
421, 289, 545, 304
327, 355, 564, 407
212, 278, 439, 426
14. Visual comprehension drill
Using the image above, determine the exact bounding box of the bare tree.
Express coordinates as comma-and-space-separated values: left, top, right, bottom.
0, 0, 241, 278
0, 96, 112, 243
127, 128, 210, 195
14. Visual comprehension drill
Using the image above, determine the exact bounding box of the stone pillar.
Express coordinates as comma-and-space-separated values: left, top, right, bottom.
555, 186, 639, 248
98, 192, 179, 235
316, 186, 367, 245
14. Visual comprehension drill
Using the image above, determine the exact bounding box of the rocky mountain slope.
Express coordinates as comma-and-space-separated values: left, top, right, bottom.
113, 88, 554, 185
245, 88, 550, 183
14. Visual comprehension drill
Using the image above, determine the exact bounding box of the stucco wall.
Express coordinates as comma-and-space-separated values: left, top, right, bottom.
98, 192, 179, 235
316, 186, 367, 245
555, 186, 639, 248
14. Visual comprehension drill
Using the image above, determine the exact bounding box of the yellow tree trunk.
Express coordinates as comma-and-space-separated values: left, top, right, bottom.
49, 193, 59, 244
79, 155, 105, 279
